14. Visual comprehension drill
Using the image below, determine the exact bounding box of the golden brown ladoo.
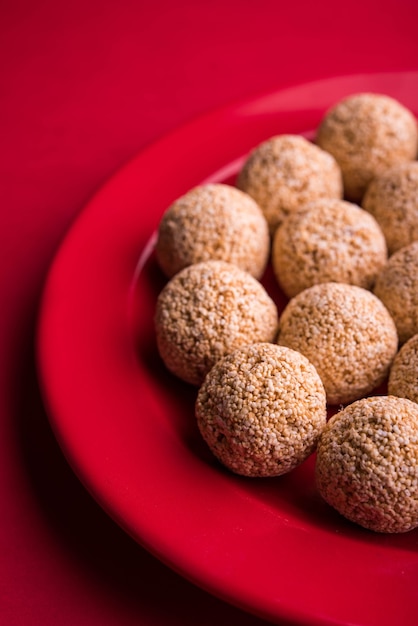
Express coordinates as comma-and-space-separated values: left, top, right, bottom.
362, 162, 418, 255
154, 260, 279, 385
236, 134, 343, 235
272, 198, 387, 298
277, 282, 398, 405
388, 333, 418, 404
373, 241, 418, 345
316, 396, 418, 533
155, 183, 270, 279
316, 93, 418, 202
195, 342, 327, 477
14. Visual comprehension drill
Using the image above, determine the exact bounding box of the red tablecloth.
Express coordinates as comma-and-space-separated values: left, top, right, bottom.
1, 2, 417, 625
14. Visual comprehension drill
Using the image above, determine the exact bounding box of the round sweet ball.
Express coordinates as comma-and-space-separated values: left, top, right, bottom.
373, 241, 418, 344
316, 93, 418, 202
195, 342, 327, 477
155, 183, 270, 279
316, 395, 418, 533
236, 134, 343, 235
389, 334, 418, 404
154, 260, 279, 386
271, 198, 387, 299
362, 162, 418, 255
277, 282, 398, 405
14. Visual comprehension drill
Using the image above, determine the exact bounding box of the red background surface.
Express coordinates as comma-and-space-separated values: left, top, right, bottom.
1, 1, 418, 625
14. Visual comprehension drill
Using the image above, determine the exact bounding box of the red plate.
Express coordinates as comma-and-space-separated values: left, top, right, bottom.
37, 72, 418, 626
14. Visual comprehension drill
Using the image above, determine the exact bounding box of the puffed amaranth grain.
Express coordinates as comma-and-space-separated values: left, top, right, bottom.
362, 162, 418, 255
155, 260, 279, 385
316, 396, 418, 533
389, 334, 418, 404
236, 134, 343, 235
277, 282, 398, 405
272, 198, 387, 298
373, 241, 418, 344
155, 183, 270, 279
195, 342, 327, 477
316, 93, 418, 202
